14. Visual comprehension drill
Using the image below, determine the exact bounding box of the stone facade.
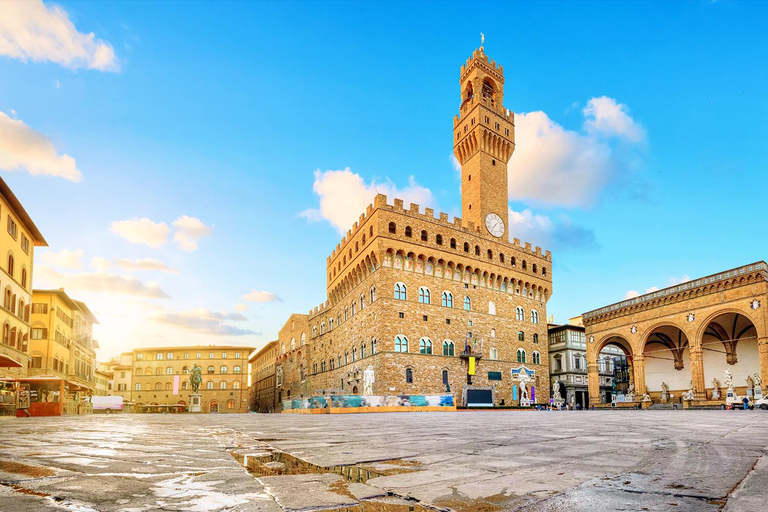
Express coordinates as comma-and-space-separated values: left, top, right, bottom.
249, 340, 277, 412
269, 46, 553, 408
583, 262, 768, 404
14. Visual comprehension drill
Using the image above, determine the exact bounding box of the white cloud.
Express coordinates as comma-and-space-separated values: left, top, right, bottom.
0, 110, 83, 182
35, 264, 170, 299
583, 96, 645, 142
243, 290, 282, 303
110, 217, 170, 248
151, 308, 257, 336
115, 257, 177, 274
0, 0, 119, 71
89, 256, 110, 272
623, 275, 690, 300
38, 248, 83, 269
233, 303, 249, 312
172, 215, 212, 252
300, 168, 435, 234
507, 97, 644, 208
508, 208, 596, 252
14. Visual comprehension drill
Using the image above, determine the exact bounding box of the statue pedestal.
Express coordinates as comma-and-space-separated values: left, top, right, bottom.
519, 399, 532, 407
660, 392, 668, 404
189, 394, 202, 413
552, 399, 564, 408
746, 388, 754, 398
754, 388, 763, 400
712, 388, 720, 400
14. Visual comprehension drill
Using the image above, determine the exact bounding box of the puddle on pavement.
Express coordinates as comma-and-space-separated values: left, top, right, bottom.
231, 449, 430, 511
231, 450, 419, 482
0, 460, 56, 477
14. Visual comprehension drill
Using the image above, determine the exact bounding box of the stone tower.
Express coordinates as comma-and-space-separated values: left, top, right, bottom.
453, 45, 515, 241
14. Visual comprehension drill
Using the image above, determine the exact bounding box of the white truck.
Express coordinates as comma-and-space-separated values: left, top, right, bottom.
91, 395, 124, 413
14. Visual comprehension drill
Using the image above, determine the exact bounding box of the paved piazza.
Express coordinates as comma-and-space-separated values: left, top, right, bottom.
0, 411, 766, 512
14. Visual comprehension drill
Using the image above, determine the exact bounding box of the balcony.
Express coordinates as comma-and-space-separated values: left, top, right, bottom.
459, 348, 482, 361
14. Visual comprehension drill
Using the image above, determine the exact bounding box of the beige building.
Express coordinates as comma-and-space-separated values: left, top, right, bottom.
104, 352, 134, 404
583, 262, 768, 405
249, 341, 278, 412
130, 345, 253, 413
275, 46, 552, 408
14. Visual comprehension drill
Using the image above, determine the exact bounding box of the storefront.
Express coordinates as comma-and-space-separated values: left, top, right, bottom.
1, 377, 93, 417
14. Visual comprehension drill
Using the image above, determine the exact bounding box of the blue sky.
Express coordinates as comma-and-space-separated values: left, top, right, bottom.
1, 1, 766, 359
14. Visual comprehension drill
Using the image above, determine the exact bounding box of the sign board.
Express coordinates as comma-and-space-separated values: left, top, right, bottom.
468, 357, 476, 376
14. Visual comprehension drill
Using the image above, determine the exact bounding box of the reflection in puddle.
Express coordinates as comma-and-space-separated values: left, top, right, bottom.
231, 449, 430, 511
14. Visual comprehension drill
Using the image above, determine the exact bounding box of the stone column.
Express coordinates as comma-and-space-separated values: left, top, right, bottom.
632, 354, 646, 395
588, 362, 600, 405
689, 345, 706, 400
759, 338, 768, 390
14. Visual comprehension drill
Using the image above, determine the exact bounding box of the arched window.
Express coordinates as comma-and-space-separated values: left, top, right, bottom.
442, 369, 449, 385
166, 367, 173, 375
491, 328, 496, 338
312, 326, 317, 337
290, 337, 296, 350
463, 296, 471, 311
522, 260, 527, 270
321, 361, 327, 372
474, 245, 480, 256
532, 351, 541, 365
227, 399, 236, 410
405, 226, 412, 237
542, 267, 547, 277
442, 291, 453, 308
418, 287, 430, 304
301, 332, 306, 346
220, 381, 227, 390
182, 381, 188, 390
394, 283, 407, 300
488, 301, 496, 315
7, 254, 13, 277
518, 331, 524, 341
421, 230, 428, 241
361, 343, 366, 358
487, 249, 493, 259
517, 349, 526, 363
135, 383, 141, 391
281, 341, 285, 353
360, 293, 365, 310
21, 268, 27, 289
436, 234, 443, 245
370, 226, 374, 237
233, 366, 241, 374
450, 238, 457, 249
313, 363, 318, 374
207, 366, 215, 374
352, 347, 357, 361
351, 301, 356, 316
490, 348, 498, 360
206, 381, 214, 390
499, 253, 505, 263
135, 368, 143, 376
442, 340, 455, 356
533, 264, 537, 274
554, 354, 563, 371
516, 306, 525, 321
344, 307, 348, 321
155, 382, 163, 390
419, 338, 432, 354
405, 368, 413, 383
220, 366, 228, 374
395, 335, 408, 353
388, 222, 396, 234
320, 322, 326, 334
165, 382, 172, 390
531, 310, 539, 324
371, 338, 377, 355
344, 352, 349, 365
533, 334, 539, 344
463, 242, 469, 253
370, 286, 376, 303
511, 257, 516, 267
155, 367, 162, 376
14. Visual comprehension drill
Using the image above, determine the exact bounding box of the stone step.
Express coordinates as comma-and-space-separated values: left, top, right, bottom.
647, 403, 677, 410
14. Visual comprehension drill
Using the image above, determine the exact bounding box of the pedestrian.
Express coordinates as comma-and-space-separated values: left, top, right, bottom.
742, 396, 749, 410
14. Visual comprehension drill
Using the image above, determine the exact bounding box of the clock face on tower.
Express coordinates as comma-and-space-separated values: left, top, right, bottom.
485, 213, 505, 238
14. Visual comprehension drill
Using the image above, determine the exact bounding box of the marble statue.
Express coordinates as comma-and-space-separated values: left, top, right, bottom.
520, 381, 529, 401
661, 382, 669, 394
189, 364, 202, 394
754, 373, 763, 388
712, 378, 721, 399
362, 365, 375, 395
724, 368, 734, 389
552, 382, 562, 401
627, 383, 635, 395
642, 393, 652, 402
746, 374, 755, 389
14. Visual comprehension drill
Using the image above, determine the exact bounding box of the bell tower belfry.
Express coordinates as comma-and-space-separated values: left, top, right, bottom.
453, 43, 515, 240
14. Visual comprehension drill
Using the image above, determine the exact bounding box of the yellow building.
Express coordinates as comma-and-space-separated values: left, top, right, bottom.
25, 289, 99, 415
130, 346, 253, 413
0, 177, 47, 416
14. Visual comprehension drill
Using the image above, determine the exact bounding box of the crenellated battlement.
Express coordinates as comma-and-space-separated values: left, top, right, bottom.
327, 193, 551, 267
460, 47, 504, 79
